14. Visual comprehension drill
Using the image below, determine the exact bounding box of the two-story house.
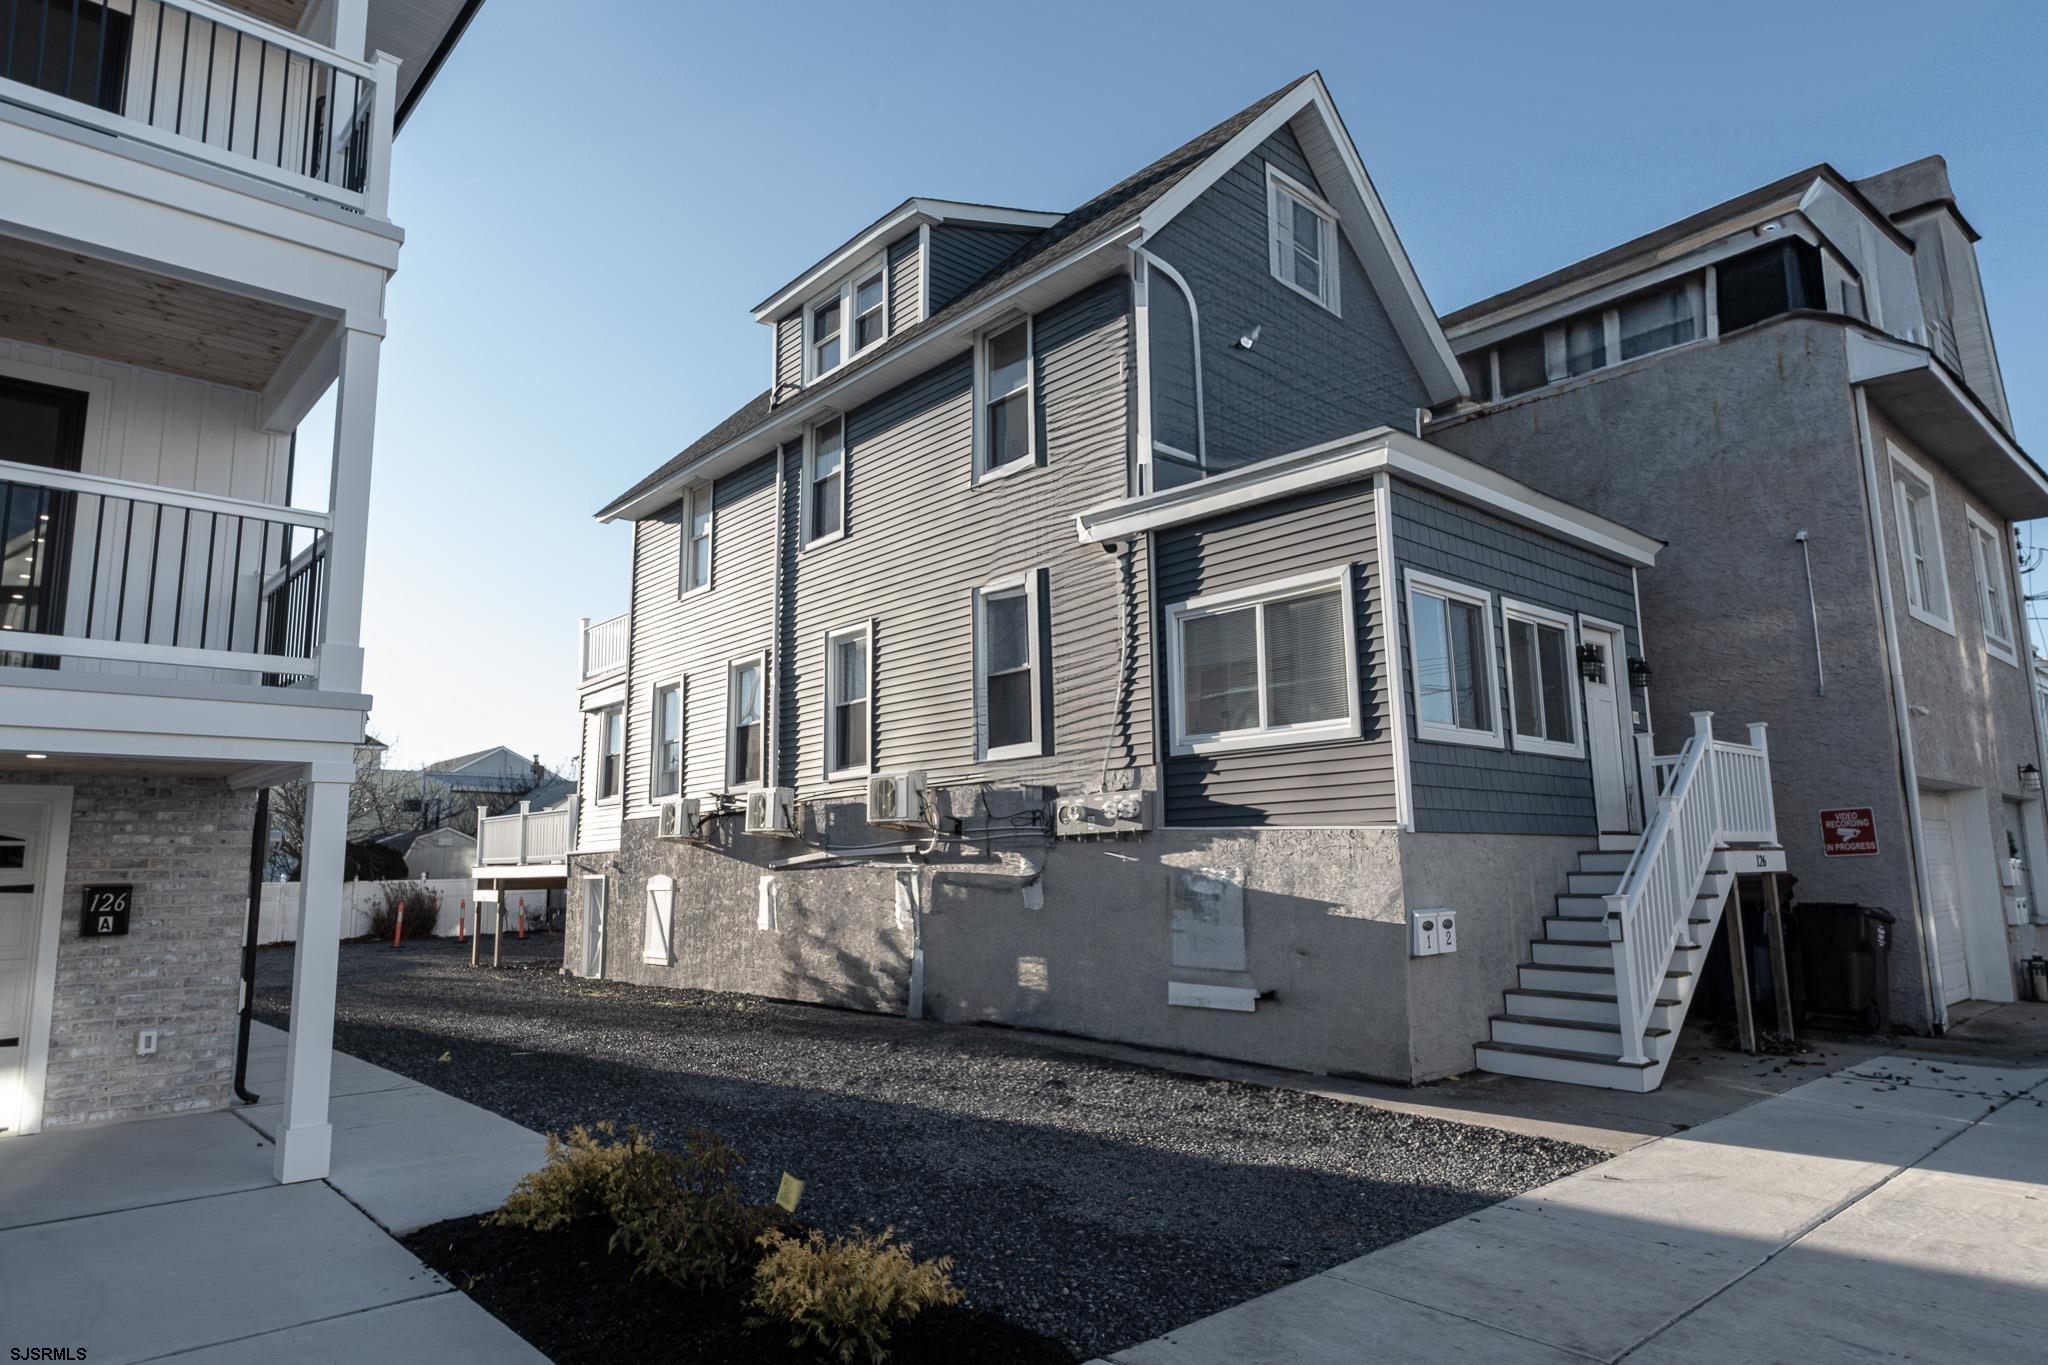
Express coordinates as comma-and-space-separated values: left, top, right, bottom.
1432, 157, 2048, 1036
563, 73, 1789, 1091
0, 0, 478, 1180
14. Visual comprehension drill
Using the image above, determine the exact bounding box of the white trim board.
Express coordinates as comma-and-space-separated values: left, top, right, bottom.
3, 784, 73, 1137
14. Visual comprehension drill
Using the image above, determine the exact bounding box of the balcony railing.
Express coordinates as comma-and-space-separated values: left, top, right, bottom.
478, 802, 574, 867
581, 611, 628, 681
0, 0, 392, 212
0, 457, 329, 681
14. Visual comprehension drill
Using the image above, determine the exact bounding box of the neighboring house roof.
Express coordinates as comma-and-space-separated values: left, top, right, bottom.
429, 745, 525, 774
522, 777, 576, 812
601, 72, 1466, 522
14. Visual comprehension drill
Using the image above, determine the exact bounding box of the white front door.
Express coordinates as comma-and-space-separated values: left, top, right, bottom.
1920, 798, 1971, 1006
1581, 624, 1632, 833
0, 811, 43, 1135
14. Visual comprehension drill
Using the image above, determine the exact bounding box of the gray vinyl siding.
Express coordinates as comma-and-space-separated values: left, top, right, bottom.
1143, 125, 1428, 473
624, 455, 780, 817
1156, 482, 1396, 827
1391, 483, 1641, 837
782, 276, 1147, 794
925, 224, 1037, 314
774, 312, 804, 392
887, 232, 921, 331
1147, 265, 1201, 458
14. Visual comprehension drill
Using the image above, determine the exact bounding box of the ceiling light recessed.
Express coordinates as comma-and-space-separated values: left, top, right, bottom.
25, 753, 48, 760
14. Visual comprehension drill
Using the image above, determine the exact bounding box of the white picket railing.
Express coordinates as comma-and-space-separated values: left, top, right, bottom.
1605, 713, 1776, 1064
580, 612, 628, 680
477, 801, 574, 865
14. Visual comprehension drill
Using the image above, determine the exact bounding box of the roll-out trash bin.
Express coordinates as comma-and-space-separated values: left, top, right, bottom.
1791, 903, 1894, 1034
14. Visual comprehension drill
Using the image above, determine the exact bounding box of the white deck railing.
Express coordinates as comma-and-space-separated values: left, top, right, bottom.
1605, 713, 1776, 1064
477, 802, 574, 866
580, 612, 628, 680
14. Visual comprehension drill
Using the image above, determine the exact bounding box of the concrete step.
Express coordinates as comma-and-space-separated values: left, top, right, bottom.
1567, 871, 1625, 895
1577, 850, 1635, 874
1473, 1040, 1659, 1091
1502, 988, 1682, 1029
1488, 1012, 1673, 1055
1597, 832, 1642, 853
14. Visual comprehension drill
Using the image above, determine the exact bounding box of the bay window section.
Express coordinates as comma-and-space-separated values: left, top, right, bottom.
1168, 568, 1359, 755
1502, 602, 1582, 757
1406, 571, 1501, 748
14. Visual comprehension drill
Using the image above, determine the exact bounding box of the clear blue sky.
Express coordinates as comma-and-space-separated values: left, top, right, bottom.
354, 0, 2048, 769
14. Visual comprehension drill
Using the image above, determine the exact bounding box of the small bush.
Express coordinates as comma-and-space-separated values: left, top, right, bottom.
490, 1123, 648, 1231
750, 1226, 963, 1364
368, 881, 442, 939
605, 1129, 784, 1291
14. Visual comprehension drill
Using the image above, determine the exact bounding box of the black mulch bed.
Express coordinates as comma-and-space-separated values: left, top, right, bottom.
404, 1213, 1074, 1365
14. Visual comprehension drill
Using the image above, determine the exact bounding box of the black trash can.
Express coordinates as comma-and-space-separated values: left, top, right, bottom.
1790, 903, 1895, 1033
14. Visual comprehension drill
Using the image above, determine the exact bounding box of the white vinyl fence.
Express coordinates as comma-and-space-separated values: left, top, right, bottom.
258, 878, 477, 943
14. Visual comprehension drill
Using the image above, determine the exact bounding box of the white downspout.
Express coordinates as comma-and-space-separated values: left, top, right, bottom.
1853, 386, 1948, 1030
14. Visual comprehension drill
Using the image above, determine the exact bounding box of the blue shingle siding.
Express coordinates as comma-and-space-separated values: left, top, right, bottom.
925, 225, 1037, 314
887, 232, 920, 331
1147, 265, 1201, 458
1390, 483, 1641, 837
1155, 480, 1397, 827
774, 312, 804, 393
1144, 124, 1428, 472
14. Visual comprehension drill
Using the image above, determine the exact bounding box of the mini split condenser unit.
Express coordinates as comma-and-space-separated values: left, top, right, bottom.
656, 797, 702, 841
745, 787, 796, 837
865, 771, 927, 827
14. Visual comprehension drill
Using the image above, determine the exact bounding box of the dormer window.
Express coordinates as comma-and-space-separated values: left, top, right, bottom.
805, 255, 889, 382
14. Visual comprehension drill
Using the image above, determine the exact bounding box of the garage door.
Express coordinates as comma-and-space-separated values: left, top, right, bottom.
1921, 802, 1971, 1006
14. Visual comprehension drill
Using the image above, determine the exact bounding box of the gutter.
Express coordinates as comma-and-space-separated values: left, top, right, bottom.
393, 0, 488, 133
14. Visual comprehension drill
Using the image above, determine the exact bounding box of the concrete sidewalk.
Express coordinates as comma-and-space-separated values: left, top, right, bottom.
1097, 1052, 2047, 1364
0, 1025, 547, 1363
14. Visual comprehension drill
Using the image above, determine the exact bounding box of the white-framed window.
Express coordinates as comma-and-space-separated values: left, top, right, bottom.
680, 486, 712, 595
803, 415, 847, 546
1464, 273, 1707, 402
1165, 566, 1360, 757
1889, 444, 1954, 634
1966, 506, 2019, 665
651, 681, 682, 797
596, 705, 624, 801
824, 621, 874, 779
1405, 570, 1503, 749
973, 315, 1036, 481
805, 254, 888, 382
1501, 599, 1583, 758
974, 570, 1048, 761
642, 874, 675, 966
725, 654, 766, 789
1266, 165, 1339, 314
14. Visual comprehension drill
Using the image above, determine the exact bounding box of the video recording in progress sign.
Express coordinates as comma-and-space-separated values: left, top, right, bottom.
1820, 807, 1879, 857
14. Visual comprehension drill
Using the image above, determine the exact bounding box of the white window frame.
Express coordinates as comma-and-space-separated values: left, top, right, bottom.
595, 704, 624, 804
1965, 506, 2019, 666
1164, 565, 1361, 757
1500, 598, 1585, 759
972, 313, 1038, 484
1265, 165, 1340, 315
1404, 569, 1505, 750
973, 569, 1048, 762
803, 252, 888, 383
723, 652, 769, 792
1889, 443, 1955, 635
802, 415, 848, 548
679, 485, 713, 596
649, 679, 683, 799
823, 620, 875, 781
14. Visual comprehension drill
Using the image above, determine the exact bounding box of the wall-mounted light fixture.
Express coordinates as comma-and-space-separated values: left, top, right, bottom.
1577, 642, 1606, 683
2022, 763, 2041, 794
1627, 656, 1653, 691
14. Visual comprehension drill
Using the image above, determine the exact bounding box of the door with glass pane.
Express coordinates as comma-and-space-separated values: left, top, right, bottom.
0, 375, 87, 668
1580, 623, 1632, 832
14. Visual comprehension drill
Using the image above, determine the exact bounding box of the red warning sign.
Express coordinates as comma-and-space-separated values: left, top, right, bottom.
1820, 807, 1879, 857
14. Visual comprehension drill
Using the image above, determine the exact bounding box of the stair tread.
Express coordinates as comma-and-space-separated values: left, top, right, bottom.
1493, 1013, 1671, 1038
1475, 1040, 1656, 1070
1506, 987, 1683, 1008
1520, 961, 1695, 979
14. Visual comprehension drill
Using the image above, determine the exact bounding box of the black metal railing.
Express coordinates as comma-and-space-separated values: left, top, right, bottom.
0, 0, 374, 196
259, 532, 326, 685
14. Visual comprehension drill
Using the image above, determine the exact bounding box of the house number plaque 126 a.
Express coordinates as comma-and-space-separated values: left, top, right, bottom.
81, 884, 134, 937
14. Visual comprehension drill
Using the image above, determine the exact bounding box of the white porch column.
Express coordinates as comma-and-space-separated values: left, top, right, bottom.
275, 766, 352, 1183
317, 327, 383, 696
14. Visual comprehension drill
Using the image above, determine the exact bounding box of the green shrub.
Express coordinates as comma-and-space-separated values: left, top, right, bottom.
368, 881, 442, 939
749, 1226, 963, 1364
605, 1129, 783, 1291
490, 1123, 648, 1231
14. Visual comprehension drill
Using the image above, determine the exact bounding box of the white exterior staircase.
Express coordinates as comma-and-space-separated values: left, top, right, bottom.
1475, 714, 1782, 1092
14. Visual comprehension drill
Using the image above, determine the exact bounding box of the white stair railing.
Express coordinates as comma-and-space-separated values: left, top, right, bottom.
1604, 713, 1775, 1064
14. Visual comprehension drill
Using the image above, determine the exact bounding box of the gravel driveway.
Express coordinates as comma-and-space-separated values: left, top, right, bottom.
256, 937, 1602, 1359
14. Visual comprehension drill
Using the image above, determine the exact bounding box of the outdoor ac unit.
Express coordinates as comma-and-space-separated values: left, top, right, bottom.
865, 770, 927, 827
745, 787, 796, 837
656, 797, 701, 842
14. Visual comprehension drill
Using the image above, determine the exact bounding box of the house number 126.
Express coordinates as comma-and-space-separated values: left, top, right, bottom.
80, 884, 134, 937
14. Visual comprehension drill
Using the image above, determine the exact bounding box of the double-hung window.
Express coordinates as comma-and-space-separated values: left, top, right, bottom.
726, 655, 765, 788
1501, 600, 1582, 758
805, 255, 888, 382
1890, 445, 1953, 632
1405, 571, 1502, 748
852, 266, 887, 350
805, 416, 846, 544
975, 316, 1035, 479
974, 571, 1048, 761
1266, 166, 1339, 313
597, 705, 624, 800
680, 486, 712, 594
1966, 507, 2018, 665
651, 683, 682, 797
1166, 567, 1359, 755
824, 622, 873, 778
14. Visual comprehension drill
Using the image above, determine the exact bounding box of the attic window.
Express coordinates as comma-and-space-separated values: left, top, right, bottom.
806, 255, 889, 382
1266, 166, 1340, 314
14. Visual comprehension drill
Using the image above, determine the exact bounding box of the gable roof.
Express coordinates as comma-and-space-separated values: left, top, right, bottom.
600, 74, 1428, 523
752, 199, 1063, 322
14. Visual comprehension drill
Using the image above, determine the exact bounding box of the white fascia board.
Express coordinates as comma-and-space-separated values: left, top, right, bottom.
1076, 427, 1662, 567
1848, 329, 2048, 507
1136, 74, 1466, 406
750, 199, 1063, 323
606, 224, 1141, 523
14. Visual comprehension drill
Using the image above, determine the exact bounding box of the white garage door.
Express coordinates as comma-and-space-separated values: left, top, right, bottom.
1921, 802, 1971, 1006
